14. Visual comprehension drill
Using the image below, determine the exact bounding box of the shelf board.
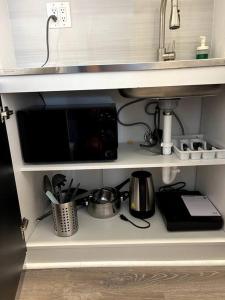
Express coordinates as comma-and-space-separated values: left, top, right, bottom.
1, 63, 225, 93
27, 204, 225, 249
20, 143, 225, 172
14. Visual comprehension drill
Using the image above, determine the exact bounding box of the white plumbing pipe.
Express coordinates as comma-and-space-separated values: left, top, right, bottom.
161, 112, 180, 184
161, 113, 173, 155
162, 167, 180, 185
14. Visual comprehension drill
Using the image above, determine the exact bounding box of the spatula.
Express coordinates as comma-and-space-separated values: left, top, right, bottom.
43, 175, 59, 204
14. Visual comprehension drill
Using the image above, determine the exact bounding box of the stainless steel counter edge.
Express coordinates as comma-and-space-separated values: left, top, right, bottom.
0, 58, 225, 76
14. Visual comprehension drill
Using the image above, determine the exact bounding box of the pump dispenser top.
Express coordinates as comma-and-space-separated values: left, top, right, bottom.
196, 36, 209, 59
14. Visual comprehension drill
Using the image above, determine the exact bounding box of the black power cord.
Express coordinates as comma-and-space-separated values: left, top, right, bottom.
173, 112, 185, 135
42, 15, 57, 67
120, 214, 151, 229
144, 101, 159, 116
117, 98, 151, 131
117, 98, 158, 148
38, 92, 46, 105
144, 101, 162, 146
145, 101, 185, 136
117, 94, 186, 148
159, 182, 187, 193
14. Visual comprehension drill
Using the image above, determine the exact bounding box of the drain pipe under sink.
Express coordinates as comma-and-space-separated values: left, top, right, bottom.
162, 166, 180, 184
159, 99, 180, 184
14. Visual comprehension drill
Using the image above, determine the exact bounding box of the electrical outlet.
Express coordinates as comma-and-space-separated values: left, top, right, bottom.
60, 7, 67, 25
46, 2, 71, 28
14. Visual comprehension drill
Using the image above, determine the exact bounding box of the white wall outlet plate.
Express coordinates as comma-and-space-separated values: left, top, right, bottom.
46, 2, 72, 28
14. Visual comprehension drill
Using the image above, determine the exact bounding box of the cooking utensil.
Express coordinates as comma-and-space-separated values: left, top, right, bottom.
129, 171, 155, 219
36, 210, 52, 221
43, 175, 59, 204
64, 178, 73, 203
63, 186, 88, 208
52, 174, 66, 203
43, 175, 54, 194
71, 182, 80, 200
46, 191, 59, 204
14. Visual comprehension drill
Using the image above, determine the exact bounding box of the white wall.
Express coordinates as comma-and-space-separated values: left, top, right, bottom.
6, 0, 214, 68
211, 0, 225, 58
200, 94, 225, 147
196, 94, 225, 221
196, 165, 225, 224
0, 0, 16, 68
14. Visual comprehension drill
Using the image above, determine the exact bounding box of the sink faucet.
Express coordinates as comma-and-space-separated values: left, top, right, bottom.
158, 0, 180, 61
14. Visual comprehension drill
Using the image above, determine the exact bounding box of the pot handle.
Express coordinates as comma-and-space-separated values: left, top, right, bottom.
120, 191, 129, 201
115, 178, 130, 191
72, 190, 93, 202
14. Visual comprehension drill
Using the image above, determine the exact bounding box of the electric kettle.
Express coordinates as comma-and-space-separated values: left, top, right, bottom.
129, 171, 155, 218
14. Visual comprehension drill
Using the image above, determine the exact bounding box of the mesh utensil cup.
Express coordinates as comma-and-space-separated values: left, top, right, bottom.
51, 200, 78, 237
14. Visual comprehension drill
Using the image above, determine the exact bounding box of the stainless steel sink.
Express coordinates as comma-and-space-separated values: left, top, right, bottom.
120, 84, 225, 99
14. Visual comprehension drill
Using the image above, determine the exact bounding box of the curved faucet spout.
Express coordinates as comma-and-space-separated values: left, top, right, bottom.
159, 0, 167, 50
158, 0, 180, 61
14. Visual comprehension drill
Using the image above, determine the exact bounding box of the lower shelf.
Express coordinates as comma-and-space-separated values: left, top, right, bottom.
27, 205, 225, 247
25, 204, 225, 268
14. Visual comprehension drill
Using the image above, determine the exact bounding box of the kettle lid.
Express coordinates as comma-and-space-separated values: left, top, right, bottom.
131, 171, 151, 178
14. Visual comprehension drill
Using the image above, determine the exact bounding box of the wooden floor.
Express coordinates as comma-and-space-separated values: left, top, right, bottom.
17, 267, 225, 300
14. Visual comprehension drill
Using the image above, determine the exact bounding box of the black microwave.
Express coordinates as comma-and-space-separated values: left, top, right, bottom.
17, 103, 118, 163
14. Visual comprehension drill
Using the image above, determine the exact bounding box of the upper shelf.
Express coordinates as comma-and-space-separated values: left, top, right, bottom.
1, 59, 225, 93
20, 143, 225, 172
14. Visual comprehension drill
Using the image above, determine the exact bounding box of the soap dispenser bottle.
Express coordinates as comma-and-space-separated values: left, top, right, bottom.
196, 36, 209, 59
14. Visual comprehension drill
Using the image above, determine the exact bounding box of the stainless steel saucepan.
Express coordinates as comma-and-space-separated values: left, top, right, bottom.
72, 179, 130, 219
87, 178, 130, 218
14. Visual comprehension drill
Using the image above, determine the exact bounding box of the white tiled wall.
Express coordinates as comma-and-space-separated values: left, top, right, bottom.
211, 0, 225, 58
5, 0, 214, 68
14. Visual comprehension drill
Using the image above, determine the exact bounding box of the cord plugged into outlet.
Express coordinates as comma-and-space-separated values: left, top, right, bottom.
46, 2, 71, 28
41, 15, 57, 67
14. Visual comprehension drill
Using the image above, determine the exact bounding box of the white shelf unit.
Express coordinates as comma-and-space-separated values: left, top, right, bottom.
1, 86, 225, 268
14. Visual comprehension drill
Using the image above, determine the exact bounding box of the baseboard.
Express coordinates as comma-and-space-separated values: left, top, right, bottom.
24, 260, 225, 269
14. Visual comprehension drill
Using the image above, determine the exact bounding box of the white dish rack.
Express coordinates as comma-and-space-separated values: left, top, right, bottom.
172, 135, 225, 160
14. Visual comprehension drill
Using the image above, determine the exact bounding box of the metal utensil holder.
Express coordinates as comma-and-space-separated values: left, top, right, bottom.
51, 200, 78, 237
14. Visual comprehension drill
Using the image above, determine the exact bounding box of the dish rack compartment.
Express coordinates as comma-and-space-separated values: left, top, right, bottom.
172, 135, 225, 160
